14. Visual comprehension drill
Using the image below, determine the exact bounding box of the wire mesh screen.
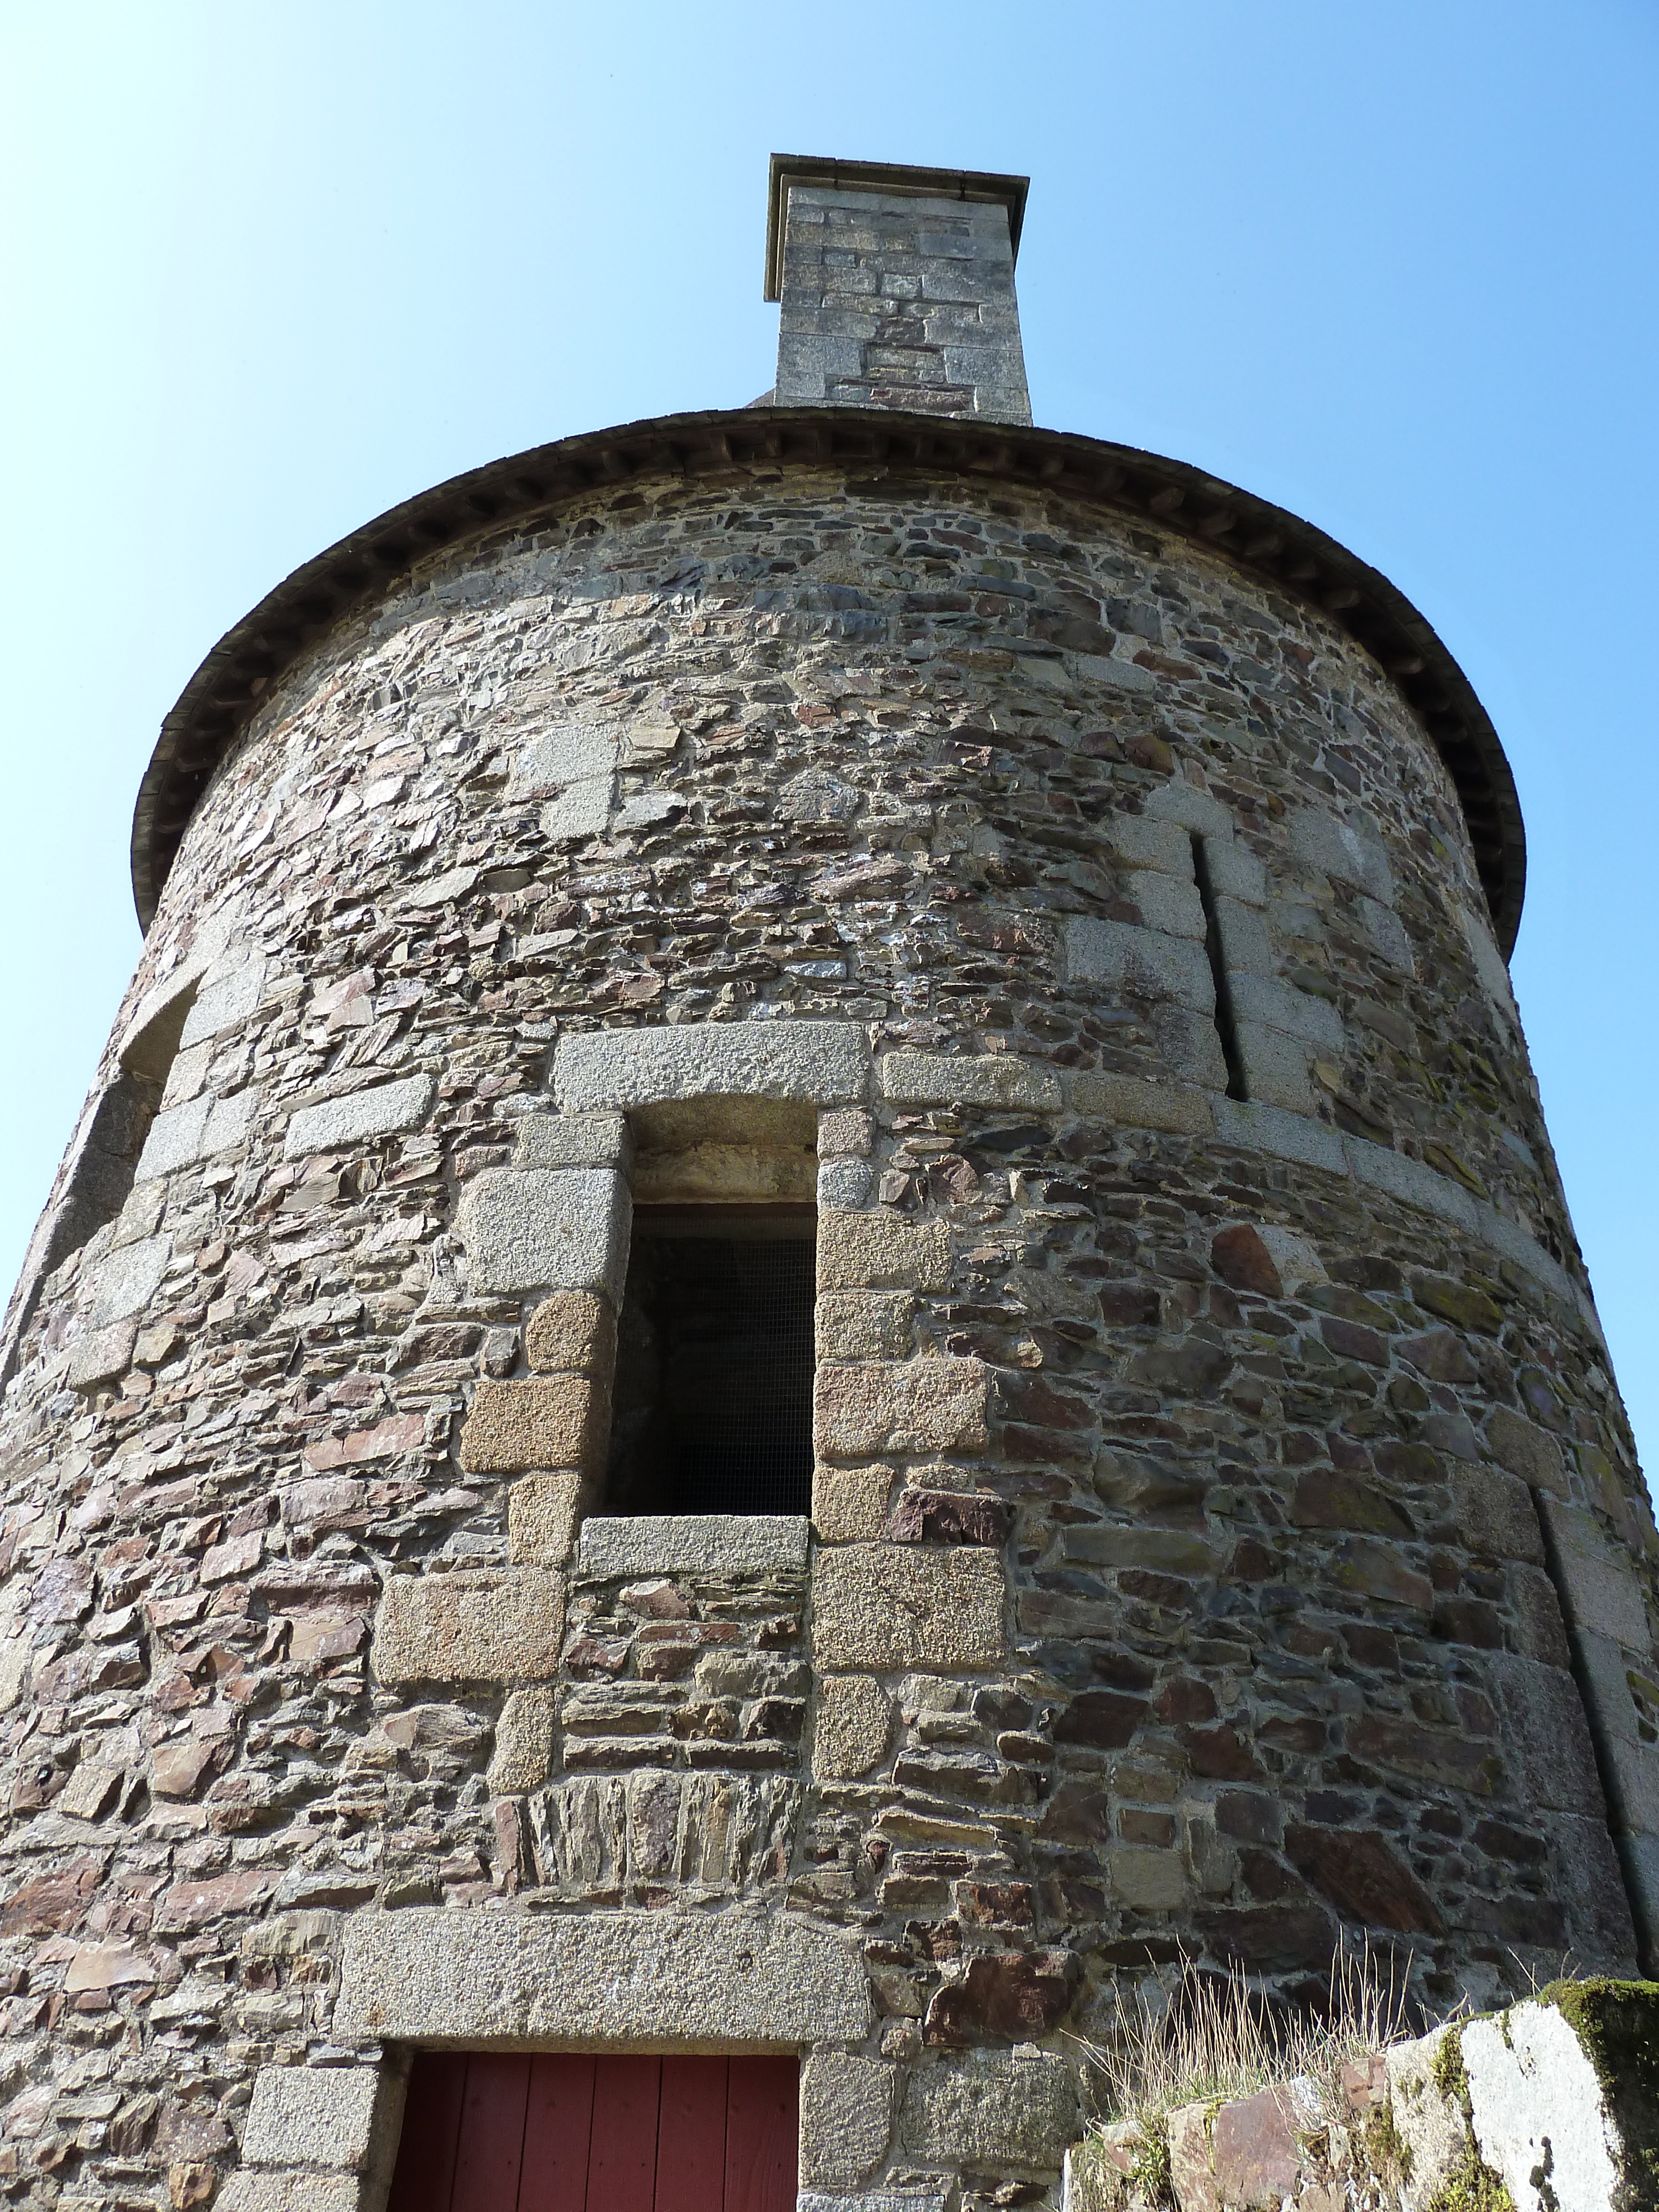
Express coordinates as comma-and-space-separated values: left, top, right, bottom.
607, 1230, 815, 1517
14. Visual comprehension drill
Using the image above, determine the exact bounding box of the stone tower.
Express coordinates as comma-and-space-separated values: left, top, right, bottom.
1, 153, 1655, 2212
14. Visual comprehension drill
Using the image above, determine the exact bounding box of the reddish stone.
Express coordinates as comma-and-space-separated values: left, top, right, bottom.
1, 1854, 107, 1937
1238, 1848, 1306, 1901
1211, 2085, 1305, 2208
1215, 1791, 1281, 1845
1348, 1715, 1501, 1793
923, 1948, 1074, 2044
1211, 1225, 1282, 1297
150, 1739, 225, 1801
1126, 731, 1174, 774
288, 1611, 367, 1665
1053, 1689, 1147, 1749
1183, 1725, 1263, 1781
1001, 1375, 1094, 1431
953, 1880, 1036, 1928
887, 1488, 1011, 1546
1194, 1901, 1337, 1971
303, 1412, 424, 1470
153, 1871, 275, 1933
1340, 1623, 1400, 1671
1131, 1339, 1234, 1396
1038, 1782, 1112, 1844
1290, 1470, 1413, 1538
1431, 1597, 1504, 1648
29, 1556, 93, 1624
32, 1643, 145, 1703
1400, 1329, 1477, 1382
154, 2103, 232, 2161
1321, 1318, 1389, 1365
1331, 1538, 1433, 1614
1155, 1676, 1217, 1724
1098, 1284, 1162, 1327
1285, 1824, 1444, 1934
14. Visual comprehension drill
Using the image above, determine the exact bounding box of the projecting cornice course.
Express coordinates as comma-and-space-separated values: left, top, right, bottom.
129, 406, 1526, 950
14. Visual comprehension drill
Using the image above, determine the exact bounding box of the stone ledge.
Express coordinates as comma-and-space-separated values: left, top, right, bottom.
1060, 1076, 1586, 1330
333, 1906, 871, 2044
554, 1020, 870, 1112
877, 1052, 1061, 1113
1066, 1071, 1212, 1135
576, 1514, 810, 1581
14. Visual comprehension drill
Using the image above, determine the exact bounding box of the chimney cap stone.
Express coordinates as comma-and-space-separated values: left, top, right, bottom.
764, 152, 1030, 301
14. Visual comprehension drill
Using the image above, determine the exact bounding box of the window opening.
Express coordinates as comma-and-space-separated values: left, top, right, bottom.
4, 981, 191, 1365
1191, 832, 1249, 1102
606, 1204, 816, 1519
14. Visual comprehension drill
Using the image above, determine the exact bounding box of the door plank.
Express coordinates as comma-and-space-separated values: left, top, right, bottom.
654, 2056, 729, 2212
723, 2059, 799, 2212
451, 2053, 532, 2212
387, 2050, 469, 2212
518, 2053, 599, 2212
587, 2054, 662, 2212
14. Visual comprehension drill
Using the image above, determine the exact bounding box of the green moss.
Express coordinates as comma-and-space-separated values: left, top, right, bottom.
1126, 2121, 1172, 2210
1363, 2095, 1411, 2183
1424, 2142, 1517, 2212
1431, 2023, 1468, 2106
1535, 1978, 1659, 2203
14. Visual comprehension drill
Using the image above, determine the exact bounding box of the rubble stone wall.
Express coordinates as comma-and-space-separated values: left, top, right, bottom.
1, 460, 1655, 2209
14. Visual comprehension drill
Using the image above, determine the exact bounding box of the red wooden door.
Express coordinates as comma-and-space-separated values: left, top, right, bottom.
387, 2054, 797, 2212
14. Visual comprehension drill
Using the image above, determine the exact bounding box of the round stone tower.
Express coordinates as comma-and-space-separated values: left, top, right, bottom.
2, 154, 1656, 2212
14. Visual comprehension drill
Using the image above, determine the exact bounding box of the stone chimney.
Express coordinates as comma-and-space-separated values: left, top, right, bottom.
764, 153, 1031, 425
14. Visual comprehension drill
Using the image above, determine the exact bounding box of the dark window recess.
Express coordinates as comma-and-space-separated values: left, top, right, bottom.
44, 1075, 165, 1275
607, 1210, 815, 1517
1191, 832, 1249, 1102
3, 985, 194, 1387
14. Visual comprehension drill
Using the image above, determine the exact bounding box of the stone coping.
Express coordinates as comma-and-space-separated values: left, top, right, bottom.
575, 1514, 811, 1581
763, 152, 1031, 296
866, 1053, 1595, 1338
129, 408, 1521, 945
333, 1906, 871, 2047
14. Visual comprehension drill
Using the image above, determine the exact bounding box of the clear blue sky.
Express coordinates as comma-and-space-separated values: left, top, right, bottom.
3, 3, 1655, 1479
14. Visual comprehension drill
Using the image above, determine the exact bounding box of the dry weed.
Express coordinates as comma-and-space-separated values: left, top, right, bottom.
1083, 1937, 1415, 2128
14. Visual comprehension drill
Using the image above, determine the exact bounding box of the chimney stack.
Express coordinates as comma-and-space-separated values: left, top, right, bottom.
764, 154, 1031, 425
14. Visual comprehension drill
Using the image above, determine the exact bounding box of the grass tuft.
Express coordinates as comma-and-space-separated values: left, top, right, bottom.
1082, 1937, 1415, 2130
